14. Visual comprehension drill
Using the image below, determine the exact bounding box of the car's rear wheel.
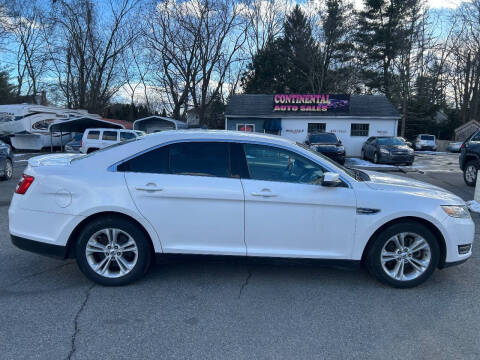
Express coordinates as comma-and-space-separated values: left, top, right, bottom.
1, 159, 12, 181
75, 216, 152, 286
367, 222, 440, 288
463, 160, 479, 186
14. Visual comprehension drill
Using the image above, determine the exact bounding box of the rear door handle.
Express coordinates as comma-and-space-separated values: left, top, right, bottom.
251, 189, 277, 197
135, 183, 163, 192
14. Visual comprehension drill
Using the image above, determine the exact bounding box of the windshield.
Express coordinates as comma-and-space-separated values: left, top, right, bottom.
309, 133, 338, 144
377, 137, 405, 146
296, 142, 367, 181
420, 135, 435, 141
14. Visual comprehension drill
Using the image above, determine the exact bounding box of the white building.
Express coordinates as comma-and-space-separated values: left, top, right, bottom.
225, 94, 400, 157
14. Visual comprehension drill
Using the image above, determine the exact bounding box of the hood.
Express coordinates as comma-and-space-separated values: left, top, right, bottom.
363, 170, 464, 203
28, 153, 84, 167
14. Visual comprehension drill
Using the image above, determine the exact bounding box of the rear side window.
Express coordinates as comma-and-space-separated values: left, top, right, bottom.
103, 131, 118, 141
169, 142, 230, 177
87, 131, 100, 140
118, 146, 169, 174
120, 132, 136, 141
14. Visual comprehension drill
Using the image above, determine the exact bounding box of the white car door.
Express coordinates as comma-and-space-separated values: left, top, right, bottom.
123, 141, 246, 255
241, 143, 357, 259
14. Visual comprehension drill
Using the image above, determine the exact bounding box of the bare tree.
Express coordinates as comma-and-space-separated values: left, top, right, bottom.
45, 0, 141, 112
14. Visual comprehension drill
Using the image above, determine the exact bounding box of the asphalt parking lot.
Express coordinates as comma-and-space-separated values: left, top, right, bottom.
1, 152, 480, 359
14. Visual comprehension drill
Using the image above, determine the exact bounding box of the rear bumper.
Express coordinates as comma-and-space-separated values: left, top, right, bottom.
11, 235, 68, 258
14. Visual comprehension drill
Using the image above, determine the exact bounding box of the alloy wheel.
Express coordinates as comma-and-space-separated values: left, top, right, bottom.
5, 160, 12, 179
466, 165, 477, 184
85, 228, 138, 278
380, 232, 431, 281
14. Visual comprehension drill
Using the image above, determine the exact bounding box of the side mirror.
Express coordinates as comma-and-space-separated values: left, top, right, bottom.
322, 172, 341, 187
338, 140, 342, 145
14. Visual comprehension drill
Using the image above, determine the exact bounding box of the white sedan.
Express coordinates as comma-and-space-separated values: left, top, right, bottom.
9, 131, 474, 287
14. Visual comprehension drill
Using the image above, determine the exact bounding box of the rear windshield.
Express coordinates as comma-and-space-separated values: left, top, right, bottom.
420, 135, 435, 140
309, 133, 338, 144
71, 137, 143, 163
377, 137, 405, 145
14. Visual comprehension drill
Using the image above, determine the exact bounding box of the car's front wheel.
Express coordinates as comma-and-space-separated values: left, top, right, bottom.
366, 222, 440, 288
463, 160, 479, 186
1, 158, 13, 181
75, 216, 152, 286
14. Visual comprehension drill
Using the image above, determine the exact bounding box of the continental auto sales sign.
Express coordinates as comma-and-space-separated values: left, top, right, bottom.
273, 94, 350, 112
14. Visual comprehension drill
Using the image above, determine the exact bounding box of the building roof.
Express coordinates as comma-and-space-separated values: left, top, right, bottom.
225, 94, 400, 118
133, 116, 188, 129
454, 120, 480, 134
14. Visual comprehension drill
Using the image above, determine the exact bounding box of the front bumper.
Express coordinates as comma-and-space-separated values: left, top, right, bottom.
11, 235, 68, 258
321, 152, 345, 165
378, 153, 414, 164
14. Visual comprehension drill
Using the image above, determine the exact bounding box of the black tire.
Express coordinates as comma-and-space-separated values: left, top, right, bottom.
75, 216, 152, 286
0, 158, 13, 181
463, 160, 479, 187
366, 222, 440, 288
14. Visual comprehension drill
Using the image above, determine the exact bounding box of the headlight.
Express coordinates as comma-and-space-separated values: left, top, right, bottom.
441, 205, 470, 218
337, 146, 345, 153
379, 148, 390, 154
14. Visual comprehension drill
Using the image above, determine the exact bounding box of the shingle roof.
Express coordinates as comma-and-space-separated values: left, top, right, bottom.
225, 94, 400, 118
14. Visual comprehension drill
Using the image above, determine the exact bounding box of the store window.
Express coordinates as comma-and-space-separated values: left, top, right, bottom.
308, 123, 326, 133
237, 124, 255, 132
351, 123, 369, 137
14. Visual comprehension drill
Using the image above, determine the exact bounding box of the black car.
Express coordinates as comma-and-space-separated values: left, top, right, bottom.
305, 132, 345, 165
361, 136, 414, 165
459, 130, 480, 186
0, 140, 13, 181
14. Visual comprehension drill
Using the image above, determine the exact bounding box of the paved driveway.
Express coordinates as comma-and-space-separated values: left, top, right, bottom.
1, 154, 479, 359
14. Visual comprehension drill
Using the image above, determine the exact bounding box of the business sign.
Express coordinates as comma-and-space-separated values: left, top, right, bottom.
273, 94, 350, 112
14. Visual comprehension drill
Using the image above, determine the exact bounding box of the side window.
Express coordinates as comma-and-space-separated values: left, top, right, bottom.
87, 131, 100, 140
351, 124, 369, 137
169, 142, 230, 177
244, 144, 325, 184
118, 146, 169, 173
103, 131, 118, 141
120, 132, 136, 141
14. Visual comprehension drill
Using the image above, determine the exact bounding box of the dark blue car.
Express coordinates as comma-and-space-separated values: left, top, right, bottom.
0, 140, 13, 181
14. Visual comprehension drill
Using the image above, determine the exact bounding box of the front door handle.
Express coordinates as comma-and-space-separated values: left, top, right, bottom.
251, 189, 277, 197
135, 183, 163, 192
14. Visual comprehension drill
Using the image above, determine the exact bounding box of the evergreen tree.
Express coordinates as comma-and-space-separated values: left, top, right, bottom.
355, 0, 419, 100
0, 71, 16, 104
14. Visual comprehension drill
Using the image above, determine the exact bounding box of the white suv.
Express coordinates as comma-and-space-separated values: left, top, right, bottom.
80, 128, 143, 154
414, 134, 437, 151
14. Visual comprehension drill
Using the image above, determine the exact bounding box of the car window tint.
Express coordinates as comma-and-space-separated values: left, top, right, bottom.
102, 131, 118, 141
120, 132, 136, 141
87, 131, 100, 140
244, 144, 325, 184
169, 142, 230, 177
118, 146, 169, 173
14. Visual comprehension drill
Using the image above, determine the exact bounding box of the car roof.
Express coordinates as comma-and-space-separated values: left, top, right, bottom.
85, 128, 134, 132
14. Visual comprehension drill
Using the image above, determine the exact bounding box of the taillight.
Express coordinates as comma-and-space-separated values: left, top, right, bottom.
15, 174, 34, 195
461, 143, 465, 149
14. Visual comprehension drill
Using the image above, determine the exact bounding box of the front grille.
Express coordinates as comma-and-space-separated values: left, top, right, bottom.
458, 244, 472, 255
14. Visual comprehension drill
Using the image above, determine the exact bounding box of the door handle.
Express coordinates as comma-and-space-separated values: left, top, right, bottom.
135, 183, 163, 192
251, 189, 277, 197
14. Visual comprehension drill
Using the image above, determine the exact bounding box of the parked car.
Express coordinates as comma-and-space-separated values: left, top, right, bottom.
80, 128, 144, 154
459, 130, 480, 186
0, 140, 13, 181
361, 136, 415, 165
10, 131, 473, 288
414, 134, 437, 151
446, 142, 462, 153
305, 132, 345, 165
65, 133, 84, 153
